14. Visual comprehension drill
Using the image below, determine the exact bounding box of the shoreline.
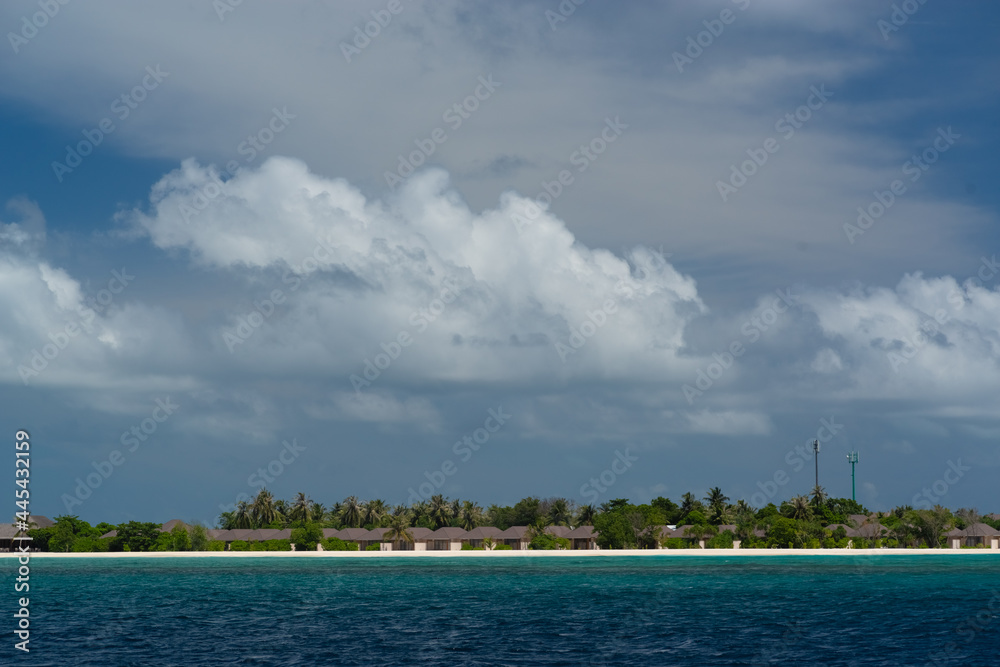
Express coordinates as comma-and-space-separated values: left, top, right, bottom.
4, 548, 998, 559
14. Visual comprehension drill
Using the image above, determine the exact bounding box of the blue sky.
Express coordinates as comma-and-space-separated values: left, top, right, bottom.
1, 0, 999, 525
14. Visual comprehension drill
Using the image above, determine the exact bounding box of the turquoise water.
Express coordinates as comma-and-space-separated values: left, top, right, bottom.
3, 555, 999, 665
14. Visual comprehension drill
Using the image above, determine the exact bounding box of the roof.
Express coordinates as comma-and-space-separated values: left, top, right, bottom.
159, 519, 189, 533
544, 526, 572, 538
465, 526, 504, 539
566, 526, 596, 539
947, 523, 1000, 538
497, 526, 529, 539
429, 527, 468, 539
338, 528, 370, 540
409, 527, 435, 540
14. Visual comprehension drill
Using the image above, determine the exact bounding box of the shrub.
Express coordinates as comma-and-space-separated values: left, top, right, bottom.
229, 540, 250, 551
321, 537, 359, 551
366, 544, 380, 551
494, 544, 513, 550
207, 540, 226, 551
662, 538, 687, 549
706, 530, 735, 549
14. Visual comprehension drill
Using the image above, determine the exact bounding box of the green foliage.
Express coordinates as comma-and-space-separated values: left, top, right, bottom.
662, 538, 690, 549
766, 517, 799, 548
289, 522, 323, 551
206, 540, 226, 551
229, 540, 250, 551
70, 536, 110, 552
493, 544, 512, 550
528, 533, 569, 550
651, 496, 680, 524
250, 540, 291, 551
170, 524, 191, 551
461, 543, 485, 550
706, 530, 735, 549
366, 543, 380, 551
190, 525, 209, 551
321, 537, 359, 551
594, 511, 635, 549
115, 521, 162, 552
684, 510, 707, 526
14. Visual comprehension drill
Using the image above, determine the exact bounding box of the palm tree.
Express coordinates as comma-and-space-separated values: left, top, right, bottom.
575, 504, 597, 526
547, 498, 573, 526
233, 500, 253, 529
458, 501, 484, 531
784, 496, 812, 521
217, 510, 236, 530
704, 487, 730, 515
482, 537, 496, 551
684, 524, 717, 548
809, 485, 828, 507
384, 515, 414, 550
526, 518, 550, 543
251, 489, 280, 527
428, 495, 453, 529
289, 492, 313, 524
362, 499, 388, 527
339, 496, 363, 528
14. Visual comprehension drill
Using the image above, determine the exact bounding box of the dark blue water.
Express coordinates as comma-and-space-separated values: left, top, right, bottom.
3, 555, 999, 665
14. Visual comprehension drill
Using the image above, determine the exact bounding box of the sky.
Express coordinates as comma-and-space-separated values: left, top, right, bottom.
1, 0, 998, 526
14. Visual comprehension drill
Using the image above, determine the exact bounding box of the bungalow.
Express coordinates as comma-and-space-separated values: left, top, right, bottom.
408, 527, 436, 551
361, 527, 392, 551
427, 526, 468, 551
565, 525, 598, 550
945, 523, 1000, 549
0, 515, 53, 552
496, 526, 530, 550
464, 526, 504, 549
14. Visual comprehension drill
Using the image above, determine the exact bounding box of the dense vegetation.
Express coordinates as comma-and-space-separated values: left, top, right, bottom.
23, 486, 999, 552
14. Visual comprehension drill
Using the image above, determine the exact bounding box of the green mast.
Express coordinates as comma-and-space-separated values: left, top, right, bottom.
846, 451, 859, 501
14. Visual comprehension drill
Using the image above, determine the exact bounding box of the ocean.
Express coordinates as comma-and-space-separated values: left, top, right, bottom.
4, 554, 999, 665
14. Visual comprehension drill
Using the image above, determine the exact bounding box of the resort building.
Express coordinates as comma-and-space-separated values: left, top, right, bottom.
464, 526, 504, 549
0, 515, 53, 552
945, 524, 1000, 549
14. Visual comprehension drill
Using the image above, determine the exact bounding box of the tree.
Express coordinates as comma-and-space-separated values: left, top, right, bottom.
290, 523, 323, 551
783, 496, 812, 521
190, 525, 209, 551
339, 496, 363, 528
289, 492, 314, 524
428, 495, 454, 529
458, 501, 484, 531
575, 504, 597, 526
384, 515, 414, 550
704, 487, 730, 522
684, 524, 717, 548
115, 521, 161, 552
810, 485, 828, 507
546, 498, 573, 527
594, 510, 635, 549
362, 499, 388, 527
511, 497, 543, 526
234, 500, 253, 529
170, 523, 191, 551
251, 489, 280, 527
651, 496, 680, 524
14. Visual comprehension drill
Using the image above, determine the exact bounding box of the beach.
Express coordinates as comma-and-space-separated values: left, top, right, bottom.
6, 547, 998, 558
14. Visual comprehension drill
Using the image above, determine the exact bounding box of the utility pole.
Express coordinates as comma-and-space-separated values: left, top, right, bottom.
812, 440, 820, 490
847, 451, 859, 502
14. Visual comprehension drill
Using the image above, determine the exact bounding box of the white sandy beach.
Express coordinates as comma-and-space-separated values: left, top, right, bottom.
4, 548, 998, 559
